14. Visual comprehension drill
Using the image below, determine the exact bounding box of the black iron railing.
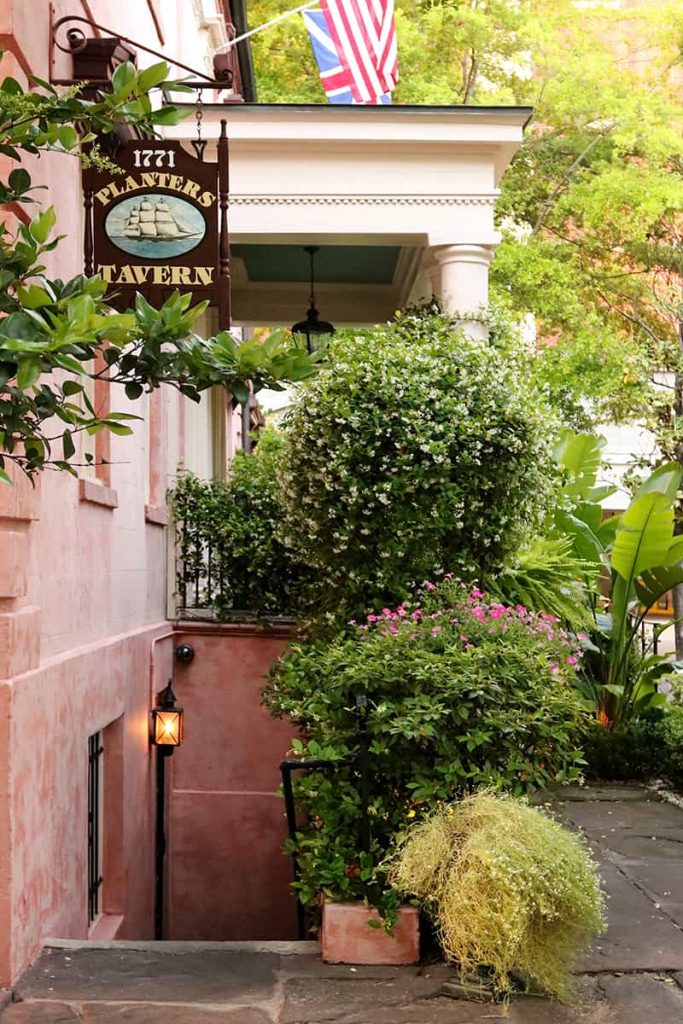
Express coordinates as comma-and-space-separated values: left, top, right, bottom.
173, 511, 300, 621
87, 732, 104, 923
636, 618, 661, 657
280, 696, 371, 940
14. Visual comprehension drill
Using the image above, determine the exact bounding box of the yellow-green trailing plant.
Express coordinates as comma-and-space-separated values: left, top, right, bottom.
390, 792, 605, 1000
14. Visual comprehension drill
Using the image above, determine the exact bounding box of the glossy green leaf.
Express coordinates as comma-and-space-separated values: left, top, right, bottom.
111, 61, 137, 96
138, 63, 171, 92
611, 491, 674, 581
29, 206, 56, 244
553, 430, 607, 498
635, 564, 683, 610
8, 167, 30, 195
634, 462, 682, 503
16, 357, 41, 390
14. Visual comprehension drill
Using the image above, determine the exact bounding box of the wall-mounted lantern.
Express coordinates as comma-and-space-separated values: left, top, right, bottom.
291, 246, 335, 354
151, 680, 184, 752
151, 678, 184, 941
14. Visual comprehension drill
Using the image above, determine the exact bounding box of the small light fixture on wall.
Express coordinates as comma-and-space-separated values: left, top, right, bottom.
151, 680, 184, 751
151, 678, 184, 941
291, 246, 334, 354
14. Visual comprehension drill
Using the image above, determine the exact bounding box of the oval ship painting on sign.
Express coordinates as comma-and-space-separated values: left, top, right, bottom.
105, 194, 206, 259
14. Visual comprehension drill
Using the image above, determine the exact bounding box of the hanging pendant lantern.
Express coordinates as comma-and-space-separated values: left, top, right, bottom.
291, 246, 334, 354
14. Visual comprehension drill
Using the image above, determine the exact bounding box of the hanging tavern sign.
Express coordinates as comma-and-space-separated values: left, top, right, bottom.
84, 122, 230, 328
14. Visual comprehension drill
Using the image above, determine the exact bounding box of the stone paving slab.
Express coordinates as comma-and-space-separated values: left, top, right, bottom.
1, 1006, 80, 1024
15, 948, 280, 1006
277, 957, 453, 983
280, 975, 450, 1022
595, 973, 683, 1024
83, 1006, 273, 1023
542, 785, 651, 803
557, 797, 683, 837
2, 1005, 274, 1023
583, 859, 683, 971
609, 848, 683, 901
5, 786, 683, 1024
599, 829, 683, 862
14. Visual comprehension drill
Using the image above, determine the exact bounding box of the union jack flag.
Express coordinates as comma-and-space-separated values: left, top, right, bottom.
303, 1, 397, 105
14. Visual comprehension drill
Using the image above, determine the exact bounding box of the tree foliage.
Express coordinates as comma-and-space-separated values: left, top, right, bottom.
249, 1, 683, 427
0, 57, 320, 478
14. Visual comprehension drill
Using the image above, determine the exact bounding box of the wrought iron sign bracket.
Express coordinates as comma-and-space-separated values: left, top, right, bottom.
50, 9, 234, 91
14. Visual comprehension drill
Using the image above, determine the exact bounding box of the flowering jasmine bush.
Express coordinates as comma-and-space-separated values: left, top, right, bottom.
277, 309, 555, 621
264, 579, 587, 913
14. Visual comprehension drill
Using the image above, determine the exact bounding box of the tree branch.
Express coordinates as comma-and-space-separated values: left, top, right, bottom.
530, 125, 616, 238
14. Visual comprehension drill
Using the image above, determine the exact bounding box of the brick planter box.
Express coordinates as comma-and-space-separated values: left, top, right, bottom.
321, 902, 419, 965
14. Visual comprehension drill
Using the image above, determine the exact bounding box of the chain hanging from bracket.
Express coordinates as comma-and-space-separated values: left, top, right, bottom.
191, 89, 207, 162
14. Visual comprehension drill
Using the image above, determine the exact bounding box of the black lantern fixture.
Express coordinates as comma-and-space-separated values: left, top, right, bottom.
151, 679, 184, 940
151, 680, 184, 751
291, 246, 334, 353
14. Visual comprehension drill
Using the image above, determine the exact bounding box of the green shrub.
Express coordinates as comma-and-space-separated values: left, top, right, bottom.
170, 428, 304, 618
390, 794, 605, 1000
277, 309, 556, 621
265, 580, 588, 915
660, 704, 683, 787
583, 704, 683, 790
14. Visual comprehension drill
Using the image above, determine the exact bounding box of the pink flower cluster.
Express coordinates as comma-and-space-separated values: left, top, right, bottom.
351, 581, 583, 671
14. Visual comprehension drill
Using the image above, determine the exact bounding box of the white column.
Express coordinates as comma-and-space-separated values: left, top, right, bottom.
429, 244, 494, 340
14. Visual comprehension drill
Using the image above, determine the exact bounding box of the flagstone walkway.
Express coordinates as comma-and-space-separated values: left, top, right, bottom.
3, 784, 683, 1023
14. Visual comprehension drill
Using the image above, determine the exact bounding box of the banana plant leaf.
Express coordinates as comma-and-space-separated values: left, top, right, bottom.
597, 514, 620, 547
611, 490, 678, 582
635, 563, 683, 610
573, 501, 603, 534
553, 430, 607, 499
634, 461, 682, 503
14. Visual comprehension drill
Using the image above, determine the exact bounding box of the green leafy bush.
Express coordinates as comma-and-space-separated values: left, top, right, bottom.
390, 793, 605, 1000
170, 429, 305, 618
277, 309, 556, 621
265, 579, 588, 914
583, 704, 683, 790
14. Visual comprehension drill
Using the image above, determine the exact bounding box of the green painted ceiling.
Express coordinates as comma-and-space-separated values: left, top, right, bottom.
232, 244, 399, 285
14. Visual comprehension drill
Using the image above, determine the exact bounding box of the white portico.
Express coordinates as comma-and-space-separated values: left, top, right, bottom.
171, 103, 531, 336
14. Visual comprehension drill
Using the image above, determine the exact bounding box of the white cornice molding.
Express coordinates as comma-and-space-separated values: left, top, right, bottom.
229, 194, 498, 207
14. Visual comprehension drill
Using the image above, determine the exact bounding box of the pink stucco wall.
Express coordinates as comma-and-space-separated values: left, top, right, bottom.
167, 625, 299, 942
0, 0, 235, 989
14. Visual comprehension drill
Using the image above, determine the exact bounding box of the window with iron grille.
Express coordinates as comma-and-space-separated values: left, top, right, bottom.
87, 732, 104, 924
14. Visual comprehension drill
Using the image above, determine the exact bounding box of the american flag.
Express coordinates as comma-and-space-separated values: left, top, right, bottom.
303, 1, 398, 105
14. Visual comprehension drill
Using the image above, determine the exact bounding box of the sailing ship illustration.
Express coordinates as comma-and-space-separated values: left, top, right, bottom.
114, 198, 201, 241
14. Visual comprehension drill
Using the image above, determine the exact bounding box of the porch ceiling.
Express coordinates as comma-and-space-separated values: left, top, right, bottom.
231, 244, 400, 285
230, 243, 420, 327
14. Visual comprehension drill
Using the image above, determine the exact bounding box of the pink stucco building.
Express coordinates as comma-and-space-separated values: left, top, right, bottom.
0, 0, 254, 987
0, 0, 530, 990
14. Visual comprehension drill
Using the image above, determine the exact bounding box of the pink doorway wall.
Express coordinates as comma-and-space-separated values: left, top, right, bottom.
167, 624, 299, 941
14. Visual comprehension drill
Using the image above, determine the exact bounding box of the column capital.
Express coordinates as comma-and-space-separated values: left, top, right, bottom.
429, 243, 495, 268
